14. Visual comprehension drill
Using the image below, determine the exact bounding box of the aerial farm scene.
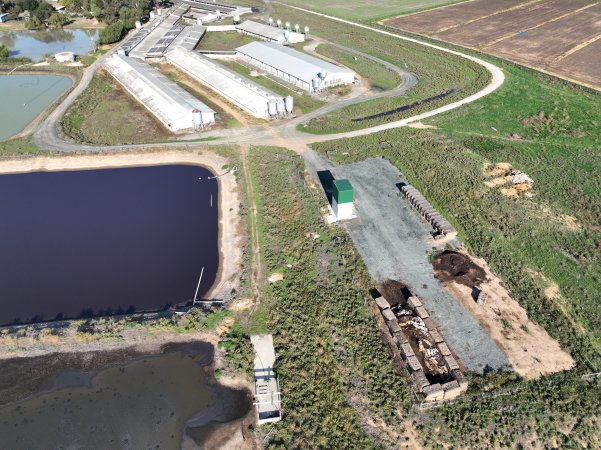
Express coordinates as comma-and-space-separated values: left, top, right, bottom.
0, 0, 599, 448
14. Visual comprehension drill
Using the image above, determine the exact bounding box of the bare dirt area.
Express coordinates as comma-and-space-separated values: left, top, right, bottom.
433, 250, 575, 379
438, 0, 595, 47
0, 150, 243, 302
384, 0, 526, 35
384, 0, 601, 90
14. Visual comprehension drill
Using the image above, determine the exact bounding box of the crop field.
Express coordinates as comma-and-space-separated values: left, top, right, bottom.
385, 0, 601, 89
278, 0, 463, 21
270, 3, 490, 134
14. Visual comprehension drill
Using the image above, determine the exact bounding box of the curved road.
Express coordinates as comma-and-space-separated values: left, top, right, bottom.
32, 4, 504, 153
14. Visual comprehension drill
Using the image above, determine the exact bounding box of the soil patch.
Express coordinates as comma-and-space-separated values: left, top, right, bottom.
432, 250, 486, 288
439, 250, 575, 379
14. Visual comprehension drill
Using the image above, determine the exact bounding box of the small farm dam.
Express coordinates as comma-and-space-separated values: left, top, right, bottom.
0, 165, 219, 326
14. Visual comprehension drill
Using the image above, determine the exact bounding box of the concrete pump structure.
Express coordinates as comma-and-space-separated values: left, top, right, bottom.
235, 20, 305, 44
236, 41, 355, 92
332, 179, 354, 220
165, 47, 289, 119
103, 54, 216, 131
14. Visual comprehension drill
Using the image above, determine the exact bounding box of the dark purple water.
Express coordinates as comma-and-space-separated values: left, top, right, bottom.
0, 165, 219, 325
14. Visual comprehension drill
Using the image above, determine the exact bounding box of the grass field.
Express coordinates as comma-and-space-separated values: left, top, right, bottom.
312, 61, 601, 368
218, 60, 326, 114
61, 72, 172, 145
314, 43, 402, 91
195, 31, 256, 51
271, 3, 490, 133
0, 137, 40, 156
278, 0, 464, 21
248, 146, 414, 449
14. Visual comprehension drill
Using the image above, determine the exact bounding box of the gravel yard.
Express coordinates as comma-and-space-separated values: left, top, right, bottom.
304, 150, 508, 373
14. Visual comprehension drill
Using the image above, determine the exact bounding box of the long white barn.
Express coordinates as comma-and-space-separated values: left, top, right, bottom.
165, 47, 285, 119
103, 54, 215, 131
236, 20, 305, 44
236, 41, 355, 92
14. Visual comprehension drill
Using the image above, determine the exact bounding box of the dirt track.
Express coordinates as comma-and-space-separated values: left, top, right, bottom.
385, 0, 601, 90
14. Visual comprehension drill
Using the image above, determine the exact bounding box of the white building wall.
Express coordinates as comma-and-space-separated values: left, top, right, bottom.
333, 198, 354, 220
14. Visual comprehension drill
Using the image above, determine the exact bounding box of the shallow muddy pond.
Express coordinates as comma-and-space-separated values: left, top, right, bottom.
0, 341, 251, 449
0, 28, 98, 61
0, 165, 219, 325
0, 73, 72, 140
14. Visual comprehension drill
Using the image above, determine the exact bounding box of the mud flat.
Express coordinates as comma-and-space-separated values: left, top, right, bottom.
0, 340, 254, 450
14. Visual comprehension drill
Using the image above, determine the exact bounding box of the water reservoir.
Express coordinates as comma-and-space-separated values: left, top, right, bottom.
0, 73, 72, 141
0, 165, 219, 325
0, 29, 98, 62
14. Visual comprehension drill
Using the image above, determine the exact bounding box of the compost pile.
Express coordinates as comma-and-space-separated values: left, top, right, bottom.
432, 251, 486, 288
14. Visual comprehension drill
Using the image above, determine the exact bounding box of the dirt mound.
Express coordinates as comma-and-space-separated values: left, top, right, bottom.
378, 280, 411, 307
432, 251, 486, 288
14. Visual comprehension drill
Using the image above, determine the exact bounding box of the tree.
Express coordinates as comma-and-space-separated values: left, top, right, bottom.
49, 12, 68, 28
25, 14, 43, 29
0, 44, 9, 58
98, 20, 123, 44
32, 1, 54, 22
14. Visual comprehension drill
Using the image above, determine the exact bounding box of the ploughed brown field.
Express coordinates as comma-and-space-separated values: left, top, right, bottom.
384, 0, 601, 90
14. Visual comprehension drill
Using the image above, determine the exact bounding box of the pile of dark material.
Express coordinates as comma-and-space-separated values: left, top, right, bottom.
432, 250, 486, 288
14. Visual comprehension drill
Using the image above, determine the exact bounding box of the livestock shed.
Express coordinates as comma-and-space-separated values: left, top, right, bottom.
102, 54, 215, 131
165, 47, 289, 119
235, 20, 305, 44
236, 41, 355, 92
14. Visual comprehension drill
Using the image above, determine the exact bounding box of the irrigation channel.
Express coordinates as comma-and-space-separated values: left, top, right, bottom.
0, 165, 219, 326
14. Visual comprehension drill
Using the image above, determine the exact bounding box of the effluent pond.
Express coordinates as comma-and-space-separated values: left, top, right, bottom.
0, 73, 72, 140
0, 29, 98, 61
0, 165, 219, 326
0, 341, 252, 449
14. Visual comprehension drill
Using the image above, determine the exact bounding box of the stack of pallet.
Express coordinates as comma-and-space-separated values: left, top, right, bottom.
399, 184, 456, 238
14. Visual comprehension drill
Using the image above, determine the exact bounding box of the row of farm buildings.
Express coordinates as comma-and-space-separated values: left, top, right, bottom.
100, 1, 355, 132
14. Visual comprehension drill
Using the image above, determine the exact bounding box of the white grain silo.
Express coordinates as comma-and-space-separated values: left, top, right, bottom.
284, 95, 294, 114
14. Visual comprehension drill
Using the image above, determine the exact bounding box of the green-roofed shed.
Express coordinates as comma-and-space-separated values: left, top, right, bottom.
333, 179, 354, 204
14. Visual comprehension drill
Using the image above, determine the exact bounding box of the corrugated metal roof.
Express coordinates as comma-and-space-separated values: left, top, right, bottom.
236, 41, 354, 84
165, 47, 279, 119
236, 20, 286, 42
103, 54, 214, 130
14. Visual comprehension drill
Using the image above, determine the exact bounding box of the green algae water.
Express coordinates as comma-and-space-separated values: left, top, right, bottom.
0, 74, 72, 141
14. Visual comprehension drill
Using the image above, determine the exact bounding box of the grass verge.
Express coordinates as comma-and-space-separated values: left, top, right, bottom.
314, 43, 402, 91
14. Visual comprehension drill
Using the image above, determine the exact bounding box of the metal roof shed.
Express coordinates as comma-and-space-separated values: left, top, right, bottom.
102, 54, 215, 131
236, 41, 355, 92
236, 20, 305, 44
165, 47, 281, 119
